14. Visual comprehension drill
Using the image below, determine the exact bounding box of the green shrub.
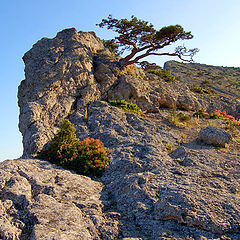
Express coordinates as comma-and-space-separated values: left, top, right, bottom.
37, 119, 79, 163
148, 69, 176, 82
168, 110, 193, 128
60, 137, 110, 177
166, 142, 175, 153
38, 119, 110, 177
109, 99, 142, 115
193, 109, 209, 118
191, 84, 216, 94
177, 112, 191, 122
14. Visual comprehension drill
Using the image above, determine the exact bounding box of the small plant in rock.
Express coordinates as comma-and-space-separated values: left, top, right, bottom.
156, 192, 161, 198
191, 84, 216, 94
147, 68, 176, 82
166, 142, 176, 153
168, 110, 193, 128
37, 119, 79, 164
211, 110, 240, 126
193, 109, 209, 118
38, 119, 110, 178
177, 112, 191, 122
109, 99, 142, 115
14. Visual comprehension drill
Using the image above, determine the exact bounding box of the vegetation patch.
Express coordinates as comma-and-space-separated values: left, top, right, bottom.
109, 99, 142, 115
191, 83, 216, 94
166, 142, 177, 153
38, 119, 110, 178
193, 109, 209, 118
177, 112, 191, 122
102, 39, 120, 56
147, 68, 177, 82
119, 64, 142, 78
167, 110, 197, 128
211, 110, 240, 125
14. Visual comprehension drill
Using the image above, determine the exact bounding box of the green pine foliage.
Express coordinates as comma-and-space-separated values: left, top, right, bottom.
37, 119, 110, 178
97, 15, 198, 67
102, 39, 120, 55
109, 100, 142, 115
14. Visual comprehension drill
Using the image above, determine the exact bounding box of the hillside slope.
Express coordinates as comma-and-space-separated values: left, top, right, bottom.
165, 60, 240, 99
0, 28, 239, 239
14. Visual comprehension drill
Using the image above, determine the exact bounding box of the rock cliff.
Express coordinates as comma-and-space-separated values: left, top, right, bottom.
18, 28, 240, 158
1, 28, 239, 239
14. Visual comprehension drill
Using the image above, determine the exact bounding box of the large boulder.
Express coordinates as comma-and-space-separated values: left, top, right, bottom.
199, 126, 232, 147
18, 28, 105, 157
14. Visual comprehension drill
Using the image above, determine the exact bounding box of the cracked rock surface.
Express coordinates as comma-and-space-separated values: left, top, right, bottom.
18, 28, 239, 158
18, 28, 106, 157
2, 102, 240, 239
11, 28, 240, 239
72, 100, 240, 239
0, 159, 120, 240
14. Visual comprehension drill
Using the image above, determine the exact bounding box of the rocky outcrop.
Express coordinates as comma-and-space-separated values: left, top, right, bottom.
0, 159, 119, 240
17, 28, 192, 157
2, 101, 240, 239
12, 28, 240, 239
72, 101, 240, 239
18, 28, 239, 157
18, 28, 106, 157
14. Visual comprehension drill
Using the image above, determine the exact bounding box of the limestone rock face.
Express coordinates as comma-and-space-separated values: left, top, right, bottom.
71, 101, 240, 239
5, 101, 240, 239
17, 28, 202, 157
18, 31, 240, 157
0, 159, 119, 240
18, 28, 105, 157
14, 28, 240, 239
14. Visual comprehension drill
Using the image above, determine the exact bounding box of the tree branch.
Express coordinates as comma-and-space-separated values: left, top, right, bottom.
149, 52, 193, 62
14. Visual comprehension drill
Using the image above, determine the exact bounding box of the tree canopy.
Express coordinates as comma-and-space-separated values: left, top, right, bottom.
97, 15, 199, 67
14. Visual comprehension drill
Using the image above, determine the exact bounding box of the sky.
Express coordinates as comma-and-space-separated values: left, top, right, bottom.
0, 0, 240, 161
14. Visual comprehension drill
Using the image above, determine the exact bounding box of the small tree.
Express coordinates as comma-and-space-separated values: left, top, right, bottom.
97, 15, 199, 67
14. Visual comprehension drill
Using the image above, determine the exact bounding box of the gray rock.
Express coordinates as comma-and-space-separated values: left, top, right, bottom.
18, 28, 204, 157
18, 28, 105, 157
199, 126, 232, 147
14, 28, 240, 240
164, 60, 240, 117
0, 159, 120, 240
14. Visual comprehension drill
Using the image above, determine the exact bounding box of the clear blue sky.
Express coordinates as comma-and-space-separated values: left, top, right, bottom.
0, 0, 240, 161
